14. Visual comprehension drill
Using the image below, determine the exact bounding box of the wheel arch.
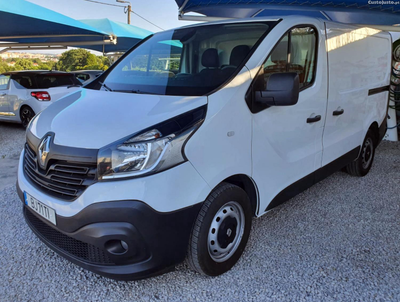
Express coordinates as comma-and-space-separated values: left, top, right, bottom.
19, 104, 35, 123
19, 104, 35, 116
368, 121, 379, 146
217, 174, 259, 217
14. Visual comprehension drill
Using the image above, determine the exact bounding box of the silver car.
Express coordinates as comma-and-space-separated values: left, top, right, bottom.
0, 71, 82, 127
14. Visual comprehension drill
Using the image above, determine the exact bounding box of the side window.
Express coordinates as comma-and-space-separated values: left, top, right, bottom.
261, 26, 317, 90
289, 27, 317, 88
12, 75, 34, 89
76, 74, 90, 82
263, 33, 289, 88
0, 75, 10, 90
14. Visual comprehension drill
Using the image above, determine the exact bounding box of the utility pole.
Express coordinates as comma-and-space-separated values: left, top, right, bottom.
127, 4, 131, 25
116, 0, 131, 24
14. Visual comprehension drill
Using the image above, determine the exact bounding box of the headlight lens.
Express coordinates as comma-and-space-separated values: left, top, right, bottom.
97, 106, 205, 180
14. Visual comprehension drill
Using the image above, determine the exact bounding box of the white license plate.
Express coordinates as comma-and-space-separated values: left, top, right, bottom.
24, 192, 57, 225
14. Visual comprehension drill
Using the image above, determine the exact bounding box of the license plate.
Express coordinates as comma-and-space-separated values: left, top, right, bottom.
24, 192, 57, 225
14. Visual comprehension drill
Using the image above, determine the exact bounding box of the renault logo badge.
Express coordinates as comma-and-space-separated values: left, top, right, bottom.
38, 135, 51, 169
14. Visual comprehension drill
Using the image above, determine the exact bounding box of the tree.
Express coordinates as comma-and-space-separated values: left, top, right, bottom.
14, 59, 35, 70
0, 61, 15, 73
56, 49, 110, 71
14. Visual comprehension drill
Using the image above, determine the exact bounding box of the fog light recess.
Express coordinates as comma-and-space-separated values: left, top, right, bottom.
105, 239, 129, 255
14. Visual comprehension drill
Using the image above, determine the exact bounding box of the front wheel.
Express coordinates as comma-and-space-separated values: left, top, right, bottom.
20, 106, 35, 128
187, 183, 252, 276
345, 130, 376, 177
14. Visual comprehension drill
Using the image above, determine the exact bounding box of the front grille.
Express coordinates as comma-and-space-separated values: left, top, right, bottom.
23, 144, 97, 200
25, 208, 113, 265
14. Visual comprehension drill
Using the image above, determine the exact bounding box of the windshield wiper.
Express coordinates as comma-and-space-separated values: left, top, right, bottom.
99, 82, 113, 92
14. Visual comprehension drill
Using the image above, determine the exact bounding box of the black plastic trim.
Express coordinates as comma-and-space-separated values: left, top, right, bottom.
17, 182, 203, 280
265, 146, 360, 212
378, 115, 388, 145
26, 130, 98, 165
368, 85, 390, 96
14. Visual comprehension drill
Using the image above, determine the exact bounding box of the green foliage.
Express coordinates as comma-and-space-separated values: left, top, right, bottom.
0, 61, 15, 73
14, 58, 35, 70
56, 49, 110, 71
0, 57, 57, 74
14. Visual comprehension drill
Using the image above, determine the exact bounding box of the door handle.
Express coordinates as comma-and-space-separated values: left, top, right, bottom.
0, 93, 6, 96
333, 109, 344, 116
307, 115, 321, 123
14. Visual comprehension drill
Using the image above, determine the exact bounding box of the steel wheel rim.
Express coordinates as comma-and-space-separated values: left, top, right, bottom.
207, 201, 245, 263
362, 137, 373, 169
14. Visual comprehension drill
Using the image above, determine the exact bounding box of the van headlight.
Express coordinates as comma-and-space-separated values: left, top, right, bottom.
97, 106, 206, 180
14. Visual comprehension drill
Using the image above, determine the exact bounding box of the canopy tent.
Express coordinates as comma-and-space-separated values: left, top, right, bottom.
175, 0, 400, 26
76, 19, 152, 53
0, 0, 114, 53
0, 0, 143, 53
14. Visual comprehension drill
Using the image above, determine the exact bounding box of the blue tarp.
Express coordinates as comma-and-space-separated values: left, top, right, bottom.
76, 19, 152, 53
0, 0, 109, 44
0, 1, 150, 53
176, 0, 400, 25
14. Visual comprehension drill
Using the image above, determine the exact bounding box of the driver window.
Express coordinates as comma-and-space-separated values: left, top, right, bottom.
263, 33, 289, 88
261, 26, 317, 90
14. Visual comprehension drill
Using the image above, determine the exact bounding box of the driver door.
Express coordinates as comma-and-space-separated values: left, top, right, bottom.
251, 26, 328, 213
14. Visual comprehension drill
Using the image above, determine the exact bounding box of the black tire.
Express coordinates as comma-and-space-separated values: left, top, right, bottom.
345, 130, 376, 177
20, 106, 35, 128
187, 182, 252, 276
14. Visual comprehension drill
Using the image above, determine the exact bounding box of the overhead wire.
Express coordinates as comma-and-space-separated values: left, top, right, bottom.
81, 0, 164, 30
82, 0, 124, 8
129, 11, 164, 30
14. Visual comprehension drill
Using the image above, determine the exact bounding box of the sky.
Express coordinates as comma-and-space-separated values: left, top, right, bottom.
20, 0, 198, 54
27, 0, 194, 32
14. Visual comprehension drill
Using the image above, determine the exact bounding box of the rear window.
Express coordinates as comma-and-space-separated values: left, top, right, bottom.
11, 73, 80, 89
36, 74, 79, 88
0, 75, 10, 90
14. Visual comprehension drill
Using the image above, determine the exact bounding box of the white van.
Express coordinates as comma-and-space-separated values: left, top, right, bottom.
17, 16, 390, 280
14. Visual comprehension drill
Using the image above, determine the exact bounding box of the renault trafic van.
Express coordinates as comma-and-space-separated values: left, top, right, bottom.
17, 16, 391, 280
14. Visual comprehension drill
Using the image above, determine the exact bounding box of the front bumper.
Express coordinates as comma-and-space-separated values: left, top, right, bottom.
17, 184, 202, 280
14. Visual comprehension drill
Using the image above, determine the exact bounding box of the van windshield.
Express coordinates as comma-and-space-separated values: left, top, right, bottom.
97, 22, 276, 96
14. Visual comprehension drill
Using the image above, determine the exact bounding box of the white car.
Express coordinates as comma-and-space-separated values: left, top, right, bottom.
17, 16, 390, 280
0, 71, 82, 127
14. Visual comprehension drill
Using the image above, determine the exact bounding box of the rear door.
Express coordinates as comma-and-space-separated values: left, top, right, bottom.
250, 25, 328, 213
322, 23, 392, 166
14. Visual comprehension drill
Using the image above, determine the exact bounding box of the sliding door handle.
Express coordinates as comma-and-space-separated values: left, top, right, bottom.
0, 93, 6, 96
307, 115, 321, 123
333, 109, 344, 116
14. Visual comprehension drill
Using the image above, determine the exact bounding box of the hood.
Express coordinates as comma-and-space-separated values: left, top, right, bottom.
29, 89, 207, 149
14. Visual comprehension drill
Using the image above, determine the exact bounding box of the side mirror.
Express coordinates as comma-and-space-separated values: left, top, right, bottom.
255, 72, 299, 106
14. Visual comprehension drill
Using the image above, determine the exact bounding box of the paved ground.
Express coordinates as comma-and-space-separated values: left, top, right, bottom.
0, 122, 25, 191
0, 122, 399, 301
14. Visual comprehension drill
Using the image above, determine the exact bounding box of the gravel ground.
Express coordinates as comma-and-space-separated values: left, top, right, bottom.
0, 122, 25, 158
0, 128, 399, 301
